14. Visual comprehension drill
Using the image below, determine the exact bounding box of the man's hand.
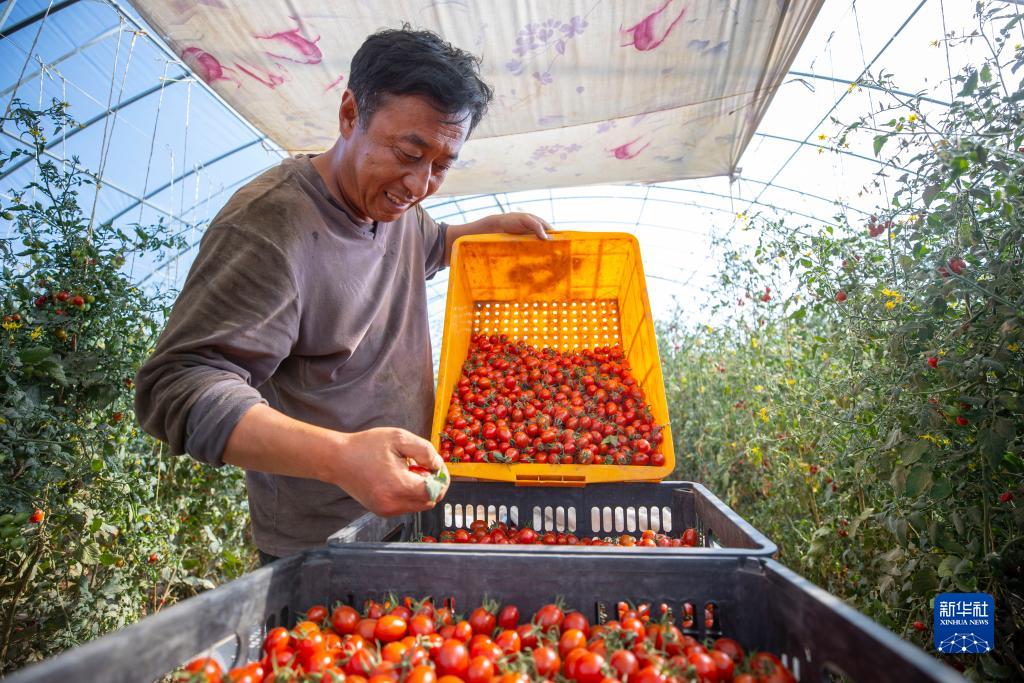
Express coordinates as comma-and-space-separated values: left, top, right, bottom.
335, 427, 450, 516
476, 212, 553, 241
444, 212, 553, 266
222, 404, 449, 517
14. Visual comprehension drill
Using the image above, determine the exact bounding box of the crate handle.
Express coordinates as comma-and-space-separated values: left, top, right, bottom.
514, 474, 586, 487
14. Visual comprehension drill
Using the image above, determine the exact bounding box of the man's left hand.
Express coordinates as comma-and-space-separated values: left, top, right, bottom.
478, 211, 553, 241
443, 211, 554, 265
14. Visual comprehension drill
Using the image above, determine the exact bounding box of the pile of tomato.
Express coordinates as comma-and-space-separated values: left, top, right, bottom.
439, 336, 665, 466
180, 596, 796, 683
421, 522, 700, 548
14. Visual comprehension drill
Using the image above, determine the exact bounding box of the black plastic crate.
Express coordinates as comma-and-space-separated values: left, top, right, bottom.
6, 547, 962, 683
329, 480, 778, 556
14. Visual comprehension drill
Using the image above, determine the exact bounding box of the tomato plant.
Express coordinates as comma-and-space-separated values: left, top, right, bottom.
660, 8, 1023, 679
0, 101, 255, 672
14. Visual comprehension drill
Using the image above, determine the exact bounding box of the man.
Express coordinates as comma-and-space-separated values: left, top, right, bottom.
135, 27, 551, 563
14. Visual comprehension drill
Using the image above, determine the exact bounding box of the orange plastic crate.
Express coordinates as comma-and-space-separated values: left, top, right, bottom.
433, 232, 674, 485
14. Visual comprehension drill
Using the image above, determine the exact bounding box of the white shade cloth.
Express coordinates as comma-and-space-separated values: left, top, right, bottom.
132, 0, 824, 195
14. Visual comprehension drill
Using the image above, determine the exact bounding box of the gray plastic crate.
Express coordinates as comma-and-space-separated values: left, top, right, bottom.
329, 480, 778, 555
5, 547, 963, 683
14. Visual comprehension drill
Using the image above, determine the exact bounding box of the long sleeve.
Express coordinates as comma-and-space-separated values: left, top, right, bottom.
134, 223, 300, 465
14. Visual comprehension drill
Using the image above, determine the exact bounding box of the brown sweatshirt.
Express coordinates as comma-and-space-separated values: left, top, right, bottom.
134, 155, 446, 557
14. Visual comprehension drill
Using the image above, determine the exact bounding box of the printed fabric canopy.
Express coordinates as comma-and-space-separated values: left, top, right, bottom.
130, 0, 823, 195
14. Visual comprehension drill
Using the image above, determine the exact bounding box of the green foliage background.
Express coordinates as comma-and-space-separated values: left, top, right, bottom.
0, 6, 1022, 683
662, 8, 1023, 680
0, 101, 256, 673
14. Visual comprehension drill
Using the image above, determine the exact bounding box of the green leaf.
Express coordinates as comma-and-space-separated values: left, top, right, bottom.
980, 654, 1012, 679
890, 465, 907, 494
99, 552, 116, 566
930, 477, 952, 500
906, 465, 933, 497
980, 64, 992, 83
873, 135, 888, 157
937, 555, 960, 578
956, 571, 977, 592
425, 466, 449, 503
911, 569, 938, 594
19, 347, 53, 364
993, 417, 1016, 440
958, 70, 978, 97
79, 543, 102, 565
883, 426, 903, 450
902, 441, 929, 466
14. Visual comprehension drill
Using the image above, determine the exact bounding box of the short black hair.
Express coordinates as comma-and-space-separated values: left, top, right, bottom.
348, 26, 493, 134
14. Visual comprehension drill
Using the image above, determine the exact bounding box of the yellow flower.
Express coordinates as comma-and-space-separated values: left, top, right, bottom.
908, 114, 918, 123
706, 325, 714, 333
786, 378, 796, 386
817, 134, 827, 141
750, 445, 763, 464
846, 82, 857, 93
751, 337, 759, 349
817, 147, 824, 154
1009, 343, 1019, 352
885, 300, 897, 310
930, 40, 939, 47
698, 385, 705, 394
1, 320, 21, 331
754, 385, 764, 392
759, 407, 769, 422
30, 327, 43, 340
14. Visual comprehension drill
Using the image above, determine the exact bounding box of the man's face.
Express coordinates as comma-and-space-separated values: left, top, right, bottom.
337, 92, 470, 223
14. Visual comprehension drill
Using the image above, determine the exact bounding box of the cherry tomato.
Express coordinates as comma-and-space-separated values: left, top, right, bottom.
374, 615, 407, 642
184, 657, 222, 683
435, 639, 469, 677
467, 606, 496, 635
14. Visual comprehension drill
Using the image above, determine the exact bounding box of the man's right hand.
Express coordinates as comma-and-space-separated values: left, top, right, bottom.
222, 404, 449, 517
334, 427, 450, 516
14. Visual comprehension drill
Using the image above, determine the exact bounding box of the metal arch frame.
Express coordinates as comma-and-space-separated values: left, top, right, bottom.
0, 24, 122, 98
0, 77, 187, 181
0, 0, 78, 37
0, 1, 19, 32
787, 70, 951, 108
104, 0, 287, 162
145, 190, 736, 286
744, 0, 930, 213
0, 0, 942, 295
751, 132, 918, 176
700, 176, 870, 216
429, 190, 836, 227
0, 125, 198, 229
105, 136, 271, 224
1, 0, 288, 165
